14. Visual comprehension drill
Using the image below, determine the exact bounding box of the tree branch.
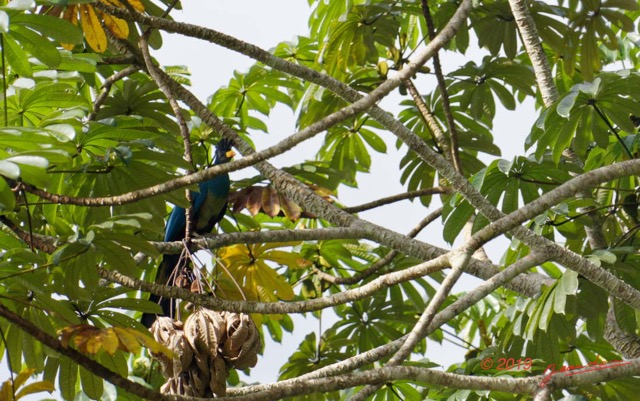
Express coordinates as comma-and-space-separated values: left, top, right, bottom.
87, 65, 139, 122
232, 253, 546, 391
421, 0, 463, 173
343, 186, 452, 213
507, 0, 558, 106
99, 254, 449, 315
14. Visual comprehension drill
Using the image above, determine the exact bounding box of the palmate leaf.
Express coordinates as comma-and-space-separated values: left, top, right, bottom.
209, 65, 304, 131
4, 81, 88, 126
272, 35, 319, 68
320, 3, 400, 76
279, 332, 350, 401
527, 71, 640, 163
95, 78, 178, 131
0, 368, 54, 401
215, 243, 306, 303
448, 56, 535, 120
318, 116, 387, 186
442, 156, 572, 243
331, 290, 418, 353
566, 0, 639, 79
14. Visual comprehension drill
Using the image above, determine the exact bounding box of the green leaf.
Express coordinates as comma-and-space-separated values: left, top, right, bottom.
10, 24, 61, 67
79, 365, 103, 400
557, 91, 579, 118
3, 33, 31, 76
0, 160, 19, 179
58, 357, 78, 401
0, 177, 15, 212
6, 0, 35, 10
11, 13, 83, 44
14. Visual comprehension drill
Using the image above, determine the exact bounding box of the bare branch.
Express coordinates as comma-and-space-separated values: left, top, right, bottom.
343, 186, 452, 213
99, 255, 449, 315
87, 65, 139, 121
507, 0, 558, 106
421, 0, 463, 173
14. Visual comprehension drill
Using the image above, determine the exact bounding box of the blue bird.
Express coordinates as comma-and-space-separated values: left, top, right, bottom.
142, 138, 235, 328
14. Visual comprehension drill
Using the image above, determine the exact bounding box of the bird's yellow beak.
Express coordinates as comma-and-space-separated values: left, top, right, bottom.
226, 150, 236, 158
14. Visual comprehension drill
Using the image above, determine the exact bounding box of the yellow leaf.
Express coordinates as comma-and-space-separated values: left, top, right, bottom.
15, 381, 55, 400
103, 0, 145, 12
61, 6, 78, 50
80, 4, 107, 53
101, 328, 119, 355
0, 380, 12, 401
83, 334, 102, 354
102, 14, 128, 39
263, 250, 310, 269
113, 327, 141, 354
63, 6, 79, 25
216, 244, 296, 302
13, 368, 36, 389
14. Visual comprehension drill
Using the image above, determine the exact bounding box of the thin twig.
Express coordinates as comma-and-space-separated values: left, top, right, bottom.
421, 0, 463, 173
87, 65, 139, 121
316, 207, 443, 285
343, 186, 452, 213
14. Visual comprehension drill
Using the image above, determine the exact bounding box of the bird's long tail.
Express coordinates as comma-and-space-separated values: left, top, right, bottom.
141, 253, 181, 328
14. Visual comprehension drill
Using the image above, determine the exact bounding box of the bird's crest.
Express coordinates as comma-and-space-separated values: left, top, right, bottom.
215, 138, 235, 164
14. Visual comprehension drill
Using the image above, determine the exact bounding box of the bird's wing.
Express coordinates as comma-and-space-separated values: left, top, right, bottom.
163, 204, 187, 242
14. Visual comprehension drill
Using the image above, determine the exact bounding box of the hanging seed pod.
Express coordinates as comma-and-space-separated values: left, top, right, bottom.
220, 312, 260, 369
184, 308, 226, 359
210, 354, 228, 397
150, 317, 184, 378
168, 329, 193, 379
187, 365, 209, 397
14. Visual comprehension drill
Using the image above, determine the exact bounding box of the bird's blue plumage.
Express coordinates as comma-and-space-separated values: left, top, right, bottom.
142, 139, 234, 328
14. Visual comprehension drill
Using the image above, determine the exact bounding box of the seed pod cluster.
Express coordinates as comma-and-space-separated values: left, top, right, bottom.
150, 309, 260, 397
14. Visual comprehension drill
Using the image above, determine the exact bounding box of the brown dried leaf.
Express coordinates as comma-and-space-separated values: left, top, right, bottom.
280, 194, 302, 220
210, 355, 228, 397
261, 186, 281, 217
184, 309, 225, 358
246, 187, 263, 216
188, 366, 209, 397
149, 318, 184, 377
229, 187, 251, 213
169, 333, 193, 379
220, 313, 260, 369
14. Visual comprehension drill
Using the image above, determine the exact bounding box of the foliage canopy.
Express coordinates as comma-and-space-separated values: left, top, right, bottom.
0, 0, 640, 400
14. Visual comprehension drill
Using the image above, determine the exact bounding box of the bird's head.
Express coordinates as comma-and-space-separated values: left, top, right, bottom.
214, 138, 235, 164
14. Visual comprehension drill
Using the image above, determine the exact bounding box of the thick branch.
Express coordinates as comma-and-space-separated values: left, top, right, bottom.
209, 365, 540, 401
100, 254, 449, 314
507, 0, 558, 105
